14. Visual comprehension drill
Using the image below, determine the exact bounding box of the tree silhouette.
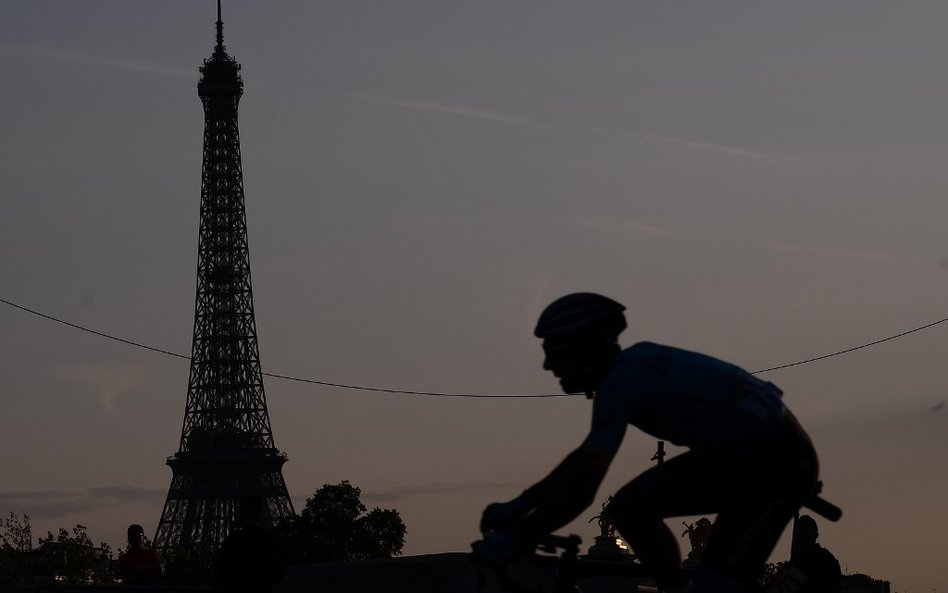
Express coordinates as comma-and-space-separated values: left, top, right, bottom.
277, 481, 405, 564
1, 515, 113, 584
0, 513, 33, 583
36, 524, 113, 584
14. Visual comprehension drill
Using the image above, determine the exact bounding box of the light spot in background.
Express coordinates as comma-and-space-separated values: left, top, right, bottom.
53, 365, 147, 420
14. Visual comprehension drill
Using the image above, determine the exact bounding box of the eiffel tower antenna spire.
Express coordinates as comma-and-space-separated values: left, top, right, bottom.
215, 0, 224, 53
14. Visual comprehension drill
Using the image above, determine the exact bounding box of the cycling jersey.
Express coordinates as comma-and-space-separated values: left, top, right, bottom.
583, 342, 786, 459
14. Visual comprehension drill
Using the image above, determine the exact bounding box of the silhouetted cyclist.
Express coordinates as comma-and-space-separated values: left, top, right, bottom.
474, 293, 820, 593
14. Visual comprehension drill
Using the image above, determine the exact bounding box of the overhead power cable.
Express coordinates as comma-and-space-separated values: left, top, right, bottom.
259, 370, 561, 397
0, 297, 559, 398
3, 296, 948, 397
749, 315, 948, 373
0, 298, 190, 360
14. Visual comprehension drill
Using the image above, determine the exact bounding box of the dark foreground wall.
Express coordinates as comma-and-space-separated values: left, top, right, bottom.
0, 587, 209, 593
0, 553, 651, 593
275, 553, 651, 593
0, 555, 478, 593
276, 553, 480, 593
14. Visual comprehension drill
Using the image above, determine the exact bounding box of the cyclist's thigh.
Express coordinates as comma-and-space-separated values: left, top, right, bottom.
610, 451, 734, 518
702, 435, 818, 580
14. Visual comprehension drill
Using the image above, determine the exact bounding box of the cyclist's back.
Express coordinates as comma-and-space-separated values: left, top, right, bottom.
589, 342, 790, 459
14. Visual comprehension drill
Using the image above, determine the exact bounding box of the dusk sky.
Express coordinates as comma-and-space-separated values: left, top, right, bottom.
2, 2, 948, 591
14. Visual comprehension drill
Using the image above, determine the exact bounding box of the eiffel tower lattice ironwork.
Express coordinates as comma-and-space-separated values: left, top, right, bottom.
154, 1, 294, 551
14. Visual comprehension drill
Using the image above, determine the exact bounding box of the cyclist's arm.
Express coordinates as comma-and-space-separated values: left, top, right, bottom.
510, 443, 615, 541
510, 390, 628, 541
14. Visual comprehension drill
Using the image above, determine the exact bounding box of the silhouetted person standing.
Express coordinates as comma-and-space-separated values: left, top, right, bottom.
217, 497, 284, 593
119, 524, 162, 585
790, 515, 841, 593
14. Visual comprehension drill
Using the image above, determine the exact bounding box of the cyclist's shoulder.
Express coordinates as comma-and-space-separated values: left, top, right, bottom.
610, 341, 686, 375
595, 342, 667, 394
621, 340, 708, 360
601, 342, 745, 396
619, 340, 667, 361
627, 341, 747, 376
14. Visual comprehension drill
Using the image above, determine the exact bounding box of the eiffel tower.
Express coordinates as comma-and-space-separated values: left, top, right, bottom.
154, 1, 294, 551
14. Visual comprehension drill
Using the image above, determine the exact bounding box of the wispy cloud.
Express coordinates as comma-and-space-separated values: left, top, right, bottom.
353, 92, 776, 162
590, 127, 778, 162
351, 93, 553, 130
640, 132, 775, 162
53, 365, 147, 420
1, 46, 195, 79
0, 486, 166, 519
765, 241, 921, 266
579, 215, 680, 239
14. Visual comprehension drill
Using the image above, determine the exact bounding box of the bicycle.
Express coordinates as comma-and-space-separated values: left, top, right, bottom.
473, 488, 842, 593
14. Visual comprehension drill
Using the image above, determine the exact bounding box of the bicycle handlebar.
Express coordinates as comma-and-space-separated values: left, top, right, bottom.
805, 494, 842, 522
805, 481, 843, 522
534, 534, 581, 555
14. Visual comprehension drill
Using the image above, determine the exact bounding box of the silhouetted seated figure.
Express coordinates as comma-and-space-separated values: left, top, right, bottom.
119, 524, 162, 585
790, 515, 841, 593
217, 497, 283, 593
473, 293, 821, 593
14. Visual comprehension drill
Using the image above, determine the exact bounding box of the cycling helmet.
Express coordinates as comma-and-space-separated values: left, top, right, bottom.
534, 293, 627, 339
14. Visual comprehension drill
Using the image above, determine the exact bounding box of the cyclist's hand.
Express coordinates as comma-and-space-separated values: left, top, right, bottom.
470, 530, 523, 567
480, 497, 529, 533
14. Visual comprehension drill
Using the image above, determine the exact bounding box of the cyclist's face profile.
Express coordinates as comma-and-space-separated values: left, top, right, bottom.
542, 338, 588, 394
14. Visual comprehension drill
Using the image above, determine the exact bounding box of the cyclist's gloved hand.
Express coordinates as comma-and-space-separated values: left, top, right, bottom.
470, 530, 523, 567
480, 496, 529, 533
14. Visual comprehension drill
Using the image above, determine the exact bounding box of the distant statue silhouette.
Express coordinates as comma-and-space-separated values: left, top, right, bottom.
682, 517, 713, 564
119, 524, 162, 585
474, 293, 823, 593
589, 495, 617, 539
789, 515, 841, 593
